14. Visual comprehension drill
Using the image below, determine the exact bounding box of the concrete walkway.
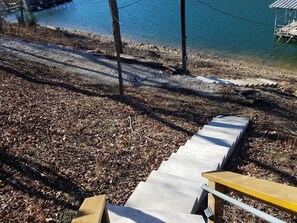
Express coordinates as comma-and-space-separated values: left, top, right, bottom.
196, 76, 277, 87
107, 115, 249, 223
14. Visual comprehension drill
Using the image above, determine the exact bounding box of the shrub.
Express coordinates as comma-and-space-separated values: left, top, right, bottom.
16, 12, 38, 27
26, 12, 38, 27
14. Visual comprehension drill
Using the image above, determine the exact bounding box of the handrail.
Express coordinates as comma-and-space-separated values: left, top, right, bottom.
201, 184, 286, 223
202, 171, 297, 223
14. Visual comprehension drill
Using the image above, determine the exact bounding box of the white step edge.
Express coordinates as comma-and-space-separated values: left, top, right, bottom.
157, 161, 216, 181
167, 153, 221, 171
191, 132, 236, 150
177, 146, 227, 165
198, 125, 241, 149
146, 170, 205, 198
107, 205, 206, 223
184, 140, 230, 156
207, 120, 247, 129
203, 123, 244, 136
125, 181, 198, 214
206, 121, 246, 139
212, 116, 249, 127
176, 147, 227, 166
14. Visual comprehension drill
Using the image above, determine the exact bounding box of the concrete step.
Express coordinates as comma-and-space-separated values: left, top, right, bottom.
177, 146, 227, 165
108, 205, 206, 223
211, 116, 249, 129
184, 140, 230, 156
204, 122, 244, 136
167, 153, 220, 171
198, 125, 241, 150
207, 121, 246, 137
209, 118, 249, 127
146, 170, 205, 199
125, 181, 198, 214
157, 160, 216, 181
191, 132, 235, 150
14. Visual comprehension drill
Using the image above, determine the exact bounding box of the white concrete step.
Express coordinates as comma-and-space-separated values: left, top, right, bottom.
198, 125, 240, 150
125, 181, 198, 214
157, 160, 216, 181
184, 140, 230, 156
207, 121, 246, 137
211, 116, 249, 129
204, 123, 244, 136
167, 153, 220, 171
146, 170, 206, 204
108, 205, 206, 223
177, 145, 227, 165
191, 132, 235, 150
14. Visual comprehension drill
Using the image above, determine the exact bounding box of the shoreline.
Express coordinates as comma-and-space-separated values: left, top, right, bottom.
6, 14, 297, 71
1, 22, 297, 94
41, 23, 297, 71
66, 27, 297, 72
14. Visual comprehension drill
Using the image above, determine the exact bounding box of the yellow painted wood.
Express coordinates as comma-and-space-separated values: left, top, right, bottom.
72, 195, 110, 223
208, 181, 225, 223
202, 171, 297, 213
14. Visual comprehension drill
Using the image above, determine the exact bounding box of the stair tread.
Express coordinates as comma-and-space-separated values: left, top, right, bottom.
125, 181, 198, 214
108, 205, 206, 223
146, 170, 204, 197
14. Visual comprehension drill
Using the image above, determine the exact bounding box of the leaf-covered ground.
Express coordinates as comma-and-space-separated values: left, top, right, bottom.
0, 25, 296, 222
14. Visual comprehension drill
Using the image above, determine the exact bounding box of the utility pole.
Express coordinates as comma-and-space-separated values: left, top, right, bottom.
180, 0, 187, 74
109, 0, 123, 54
109, 0, 124, 95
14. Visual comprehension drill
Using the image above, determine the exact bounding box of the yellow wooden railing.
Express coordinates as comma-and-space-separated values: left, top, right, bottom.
202, 171, 297, 223
71, 194, 110, 223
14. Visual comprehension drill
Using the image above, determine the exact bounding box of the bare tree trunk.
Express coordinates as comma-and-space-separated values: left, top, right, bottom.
109, 0, 124, 95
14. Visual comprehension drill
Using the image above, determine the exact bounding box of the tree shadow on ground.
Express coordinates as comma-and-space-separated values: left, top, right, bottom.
0, 151, 91, 209
1, 53, 296, 149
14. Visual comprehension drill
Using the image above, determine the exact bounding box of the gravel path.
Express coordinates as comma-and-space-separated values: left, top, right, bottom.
0, 37, 219, 94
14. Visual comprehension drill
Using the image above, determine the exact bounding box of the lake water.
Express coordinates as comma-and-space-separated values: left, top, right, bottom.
9, 0, 297, 69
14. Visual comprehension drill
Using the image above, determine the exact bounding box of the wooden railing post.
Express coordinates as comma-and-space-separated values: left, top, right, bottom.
208, 180, 225, 223
72, 195, 110, 223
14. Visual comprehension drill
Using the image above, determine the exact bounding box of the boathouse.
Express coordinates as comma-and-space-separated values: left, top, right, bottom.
270, 0, 297, 42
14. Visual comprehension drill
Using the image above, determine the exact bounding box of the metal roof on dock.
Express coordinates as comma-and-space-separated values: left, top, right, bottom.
270, 0, 297, 10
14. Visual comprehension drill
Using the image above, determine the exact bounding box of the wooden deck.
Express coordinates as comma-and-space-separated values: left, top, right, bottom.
25, 0, 72, 11
275, 21, 297, 39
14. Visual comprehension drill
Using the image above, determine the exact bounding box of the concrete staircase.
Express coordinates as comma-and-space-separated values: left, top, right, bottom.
107, 115, 249, 223
196, 76, 277, 87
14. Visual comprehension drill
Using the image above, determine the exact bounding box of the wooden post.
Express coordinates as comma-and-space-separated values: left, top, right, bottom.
108, 0, 124, 95
20, 0, 25, 24
180, 0, 187, 74
208, 181, 225, 223
72, 195, 110, 223
108, 0, 123, 54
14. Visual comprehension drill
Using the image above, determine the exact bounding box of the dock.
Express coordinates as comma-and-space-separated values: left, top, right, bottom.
23, 0, 72, 11
270, 0, 297, 42
0, 0, 20, 13
275, 21, 297, 40
0, 0, 72, 13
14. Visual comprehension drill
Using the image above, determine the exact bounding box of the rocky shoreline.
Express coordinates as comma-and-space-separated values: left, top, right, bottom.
3, 22, 297, 80
46, 25, 297, 93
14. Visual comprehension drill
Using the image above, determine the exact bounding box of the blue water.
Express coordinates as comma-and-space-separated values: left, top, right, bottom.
9, 0, 297, 69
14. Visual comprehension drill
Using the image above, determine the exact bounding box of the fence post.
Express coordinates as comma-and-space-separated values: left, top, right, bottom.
208, 181, 225, 223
